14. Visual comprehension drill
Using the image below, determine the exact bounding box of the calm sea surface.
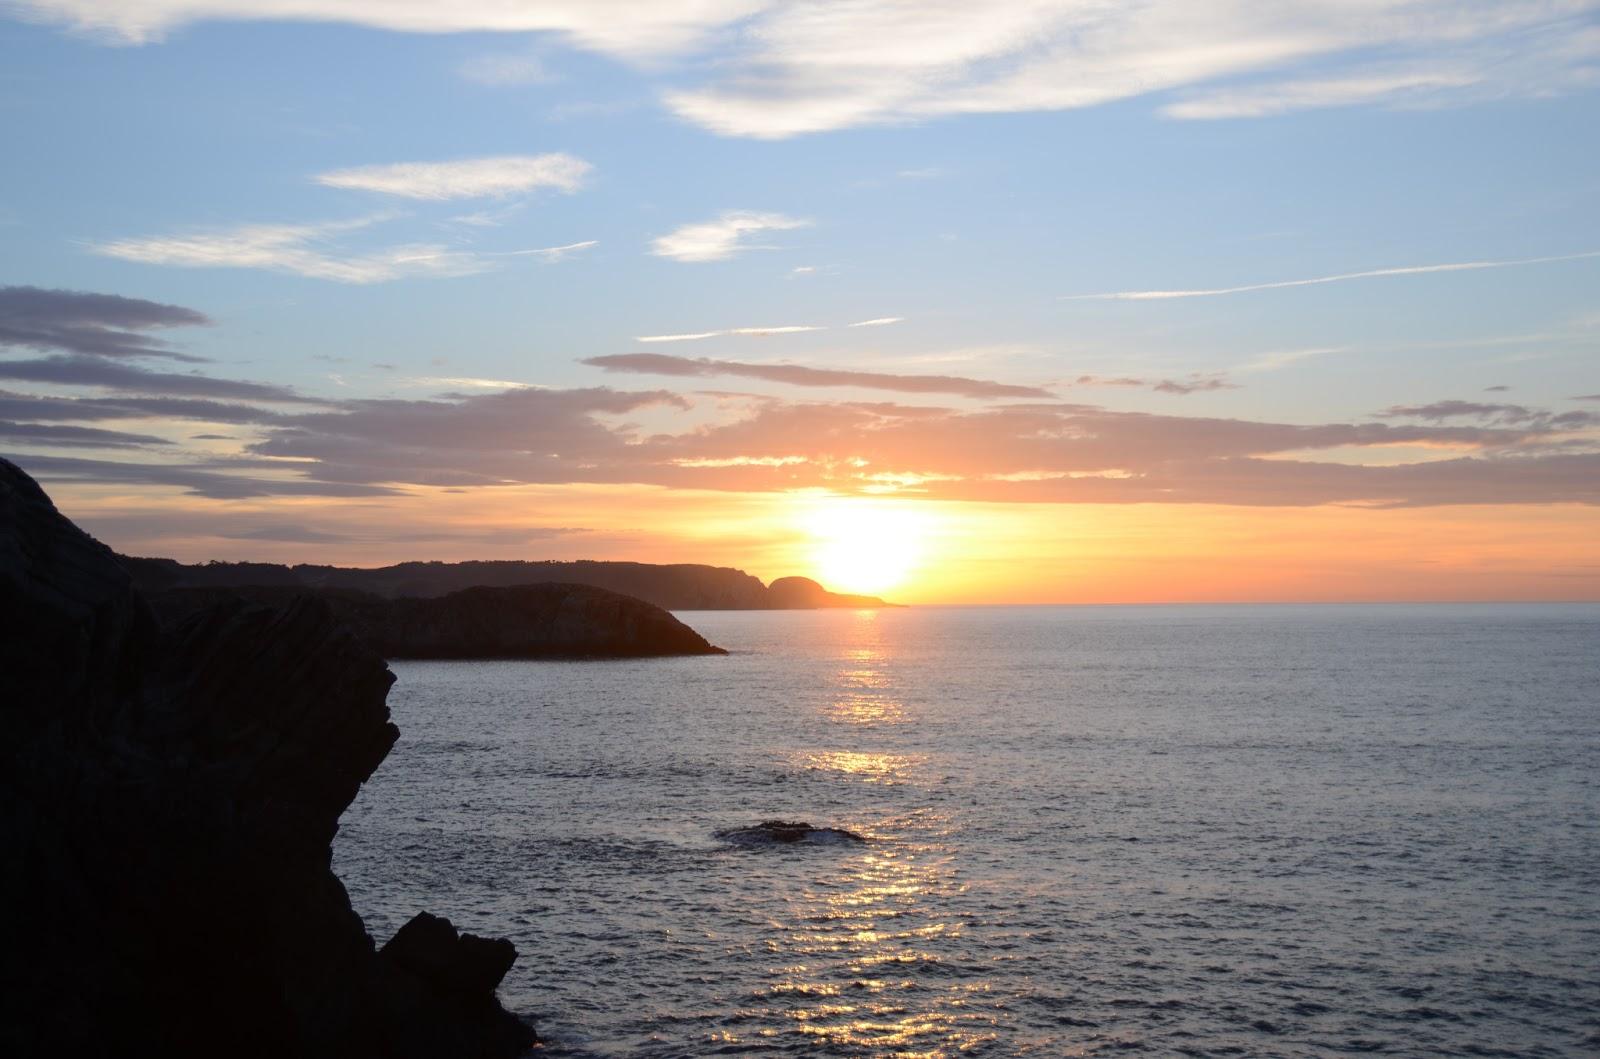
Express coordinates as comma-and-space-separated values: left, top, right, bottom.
335, 605, 1600, 1057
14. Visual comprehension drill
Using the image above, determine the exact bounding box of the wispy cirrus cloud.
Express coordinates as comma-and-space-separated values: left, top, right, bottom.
1067, 250, 1600, 301
636, 325, 822, 343
12, 0, 761, 56
1161, 68, 1483, 120
662, 2, 1600, 137
19, 2, 1599, 137
583, 352, 1053, 399
93, 217, 488, 284
506, 240, 598, 261
314, 153, 591, 199
634, 317, 901, 342
651, 211, 810, 262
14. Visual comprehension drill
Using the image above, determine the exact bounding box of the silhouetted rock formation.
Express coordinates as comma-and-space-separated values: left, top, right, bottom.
121, 555, 895, 609
766, 575, 891, 609
717, 820, 868, 847
149, 582, 727, 659
0, 458, 534, 1058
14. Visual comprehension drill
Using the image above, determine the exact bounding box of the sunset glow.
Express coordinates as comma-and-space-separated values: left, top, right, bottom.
801, 496, 933, 596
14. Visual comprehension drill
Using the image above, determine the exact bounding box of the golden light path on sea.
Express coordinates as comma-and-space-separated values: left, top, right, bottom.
716, 611, 1000, 1056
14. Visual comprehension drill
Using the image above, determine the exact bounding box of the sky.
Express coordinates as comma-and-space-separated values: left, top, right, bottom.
1, 0, 1598, 602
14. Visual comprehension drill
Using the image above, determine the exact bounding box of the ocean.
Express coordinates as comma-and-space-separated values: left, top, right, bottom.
334, 604, 1600, 1057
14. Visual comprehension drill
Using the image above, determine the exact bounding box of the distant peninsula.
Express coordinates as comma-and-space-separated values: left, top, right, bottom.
120, 556, 899, 610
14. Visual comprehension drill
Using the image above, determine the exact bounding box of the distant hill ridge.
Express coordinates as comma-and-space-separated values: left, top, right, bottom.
118, 556, 896, 610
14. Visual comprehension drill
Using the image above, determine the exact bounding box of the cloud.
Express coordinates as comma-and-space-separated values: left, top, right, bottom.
246, 386, 690, 489
222, 389, 1600, 508
0, 387, 287, 424
1068, 250, 1600, 301
13, 454, 404, 499
584, 353, 1057, 399
12, 0, 763, 56
16, 368, 1598, 507
848, 317, 904, 328
1152, 378, 1237, 395
636, 325, 822, 343
661, 2, 1600, 137
1071, 374, 1237, 395
1, 285, 210, 361
1573, 393, 1600, 401
0, 356, 315, 402
1380, 400, 1598, 430
1161, 68, 1483, 119
651, 211, 810, 263
0, 421, 172, 448
313, 153, 590, 199
93, 217, 490, 284
505, 240, 597, 261
21, 2, 1599, 137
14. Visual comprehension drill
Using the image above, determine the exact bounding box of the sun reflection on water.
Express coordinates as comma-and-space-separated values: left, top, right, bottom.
718, 614, 998, 1055
804, 750, 924, 785
734, 814, 1000, 1056
828, 645, 908, 726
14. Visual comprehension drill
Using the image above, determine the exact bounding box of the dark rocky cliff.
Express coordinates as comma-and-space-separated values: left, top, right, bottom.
148, 582, 727, 659
122, 554, 894, 609
0, 458, 534, 1057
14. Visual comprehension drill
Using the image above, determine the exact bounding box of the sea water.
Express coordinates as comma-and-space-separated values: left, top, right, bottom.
334, 604, 1600, 1057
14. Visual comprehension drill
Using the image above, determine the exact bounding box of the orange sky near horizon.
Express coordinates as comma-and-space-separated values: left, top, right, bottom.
51, 480, 1600, 604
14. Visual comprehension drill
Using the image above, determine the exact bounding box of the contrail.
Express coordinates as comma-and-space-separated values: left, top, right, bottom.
1067, 250, 1600, 301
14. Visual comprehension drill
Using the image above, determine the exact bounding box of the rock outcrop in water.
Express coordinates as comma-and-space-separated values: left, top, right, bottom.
121, 554, 897, 609
148, 582, 727, 659
0, 458, 534, 1057
717, 820, 868, 847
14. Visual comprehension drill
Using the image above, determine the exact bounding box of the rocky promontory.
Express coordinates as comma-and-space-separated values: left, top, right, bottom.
148, 581, 727, 659
0, 458, 534, 1057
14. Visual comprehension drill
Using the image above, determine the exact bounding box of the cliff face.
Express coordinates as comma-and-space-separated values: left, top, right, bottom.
0, 458, 533, 1057
121, 555, 894, 609
149, 582, 728, 659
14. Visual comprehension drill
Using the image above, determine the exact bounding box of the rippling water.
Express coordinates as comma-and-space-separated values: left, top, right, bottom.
335, 604, 1600, 1057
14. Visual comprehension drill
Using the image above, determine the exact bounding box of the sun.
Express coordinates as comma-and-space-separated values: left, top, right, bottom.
800, 496, 931, 597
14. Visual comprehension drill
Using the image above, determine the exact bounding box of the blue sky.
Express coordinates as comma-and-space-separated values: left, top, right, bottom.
1, 1, 1598, 597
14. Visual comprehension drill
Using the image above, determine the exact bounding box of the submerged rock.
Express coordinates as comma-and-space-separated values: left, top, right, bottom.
149, 582, 728, 659
717, 819, 868, 847
0, 458, 534, 1057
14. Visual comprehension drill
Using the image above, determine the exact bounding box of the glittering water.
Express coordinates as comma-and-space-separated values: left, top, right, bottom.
335, 605, 1600, 1057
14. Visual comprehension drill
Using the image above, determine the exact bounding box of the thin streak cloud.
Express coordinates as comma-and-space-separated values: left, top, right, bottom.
651, 211, 810, 263
314, 154, 591, 200
582, 352, 1052, 399
636, 326, 822, 343
505, 240, 598, 260
1067, 250, 1600, 301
